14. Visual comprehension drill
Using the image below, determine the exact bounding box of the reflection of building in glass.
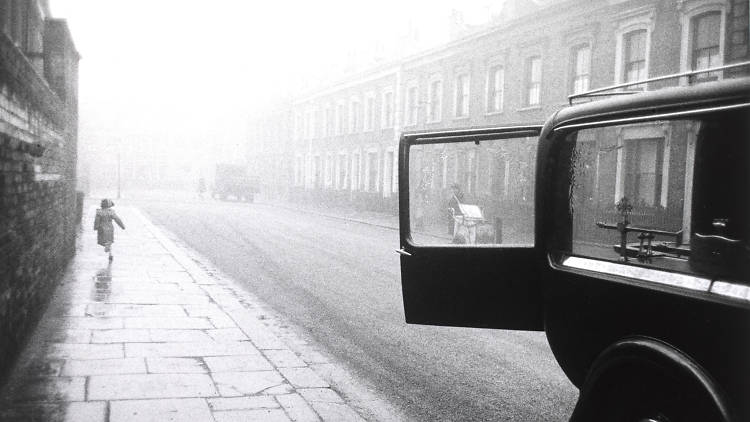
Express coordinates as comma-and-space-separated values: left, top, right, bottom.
570, 121, 695, 249
247, 0, 748, 213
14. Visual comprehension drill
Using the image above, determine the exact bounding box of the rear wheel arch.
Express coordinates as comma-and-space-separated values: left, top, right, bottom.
571, 337, 734, 422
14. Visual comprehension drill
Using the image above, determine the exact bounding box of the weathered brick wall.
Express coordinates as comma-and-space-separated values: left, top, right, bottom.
0, 24, 78, 380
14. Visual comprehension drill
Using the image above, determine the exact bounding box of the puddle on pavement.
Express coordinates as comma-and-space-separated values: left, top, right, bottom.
91, 264, 112, 302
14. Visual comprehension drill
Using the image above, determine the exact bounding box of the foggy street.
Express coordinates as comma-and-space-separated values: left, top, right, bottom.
4, 0, 746, 420
138, 198, 578, 421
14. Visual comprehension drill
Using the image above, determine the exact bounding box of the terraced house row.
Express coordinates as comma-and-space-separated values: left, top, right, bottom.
247, 0, 749, 213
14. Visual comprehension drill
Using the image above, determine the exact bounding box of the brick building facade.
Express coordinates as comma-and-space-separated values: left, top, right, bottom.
0, 0, 79, 378
248, 0, 748, 214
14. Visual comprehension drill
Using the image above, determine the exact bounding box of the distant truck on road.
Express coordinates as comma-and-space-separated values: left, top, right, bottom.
212, 164, 259, 202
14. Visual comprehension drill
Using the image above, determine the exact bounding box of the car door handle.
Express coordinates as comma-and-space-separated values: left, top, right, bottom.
395, 249, 412, 257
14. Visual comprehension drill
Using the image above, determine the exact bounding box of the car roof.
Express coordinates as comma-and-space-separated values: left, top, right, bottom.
549, 77, 750, 131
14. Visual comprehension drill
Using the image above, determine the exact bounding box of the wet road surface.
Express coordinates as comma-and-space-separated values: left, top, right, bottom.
138, 199, 578, 421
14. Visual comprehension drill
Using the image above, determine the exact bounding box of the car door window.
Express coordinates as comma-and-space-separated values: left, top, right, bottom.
553, 110, 750, 293
408, 137, 536, 246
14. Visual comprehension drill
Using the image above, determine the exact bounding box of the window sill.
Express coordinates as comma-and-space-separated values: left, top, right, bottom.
485, 110, 504, 116
453, 115, 470, 121
517, 105, 542, 112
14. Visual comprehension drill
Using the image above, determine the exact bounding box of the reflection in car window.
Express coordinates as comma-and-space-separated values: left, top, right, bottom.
409, 137, 536, 246
559, 113, 750, 283
562, 120, 695, 273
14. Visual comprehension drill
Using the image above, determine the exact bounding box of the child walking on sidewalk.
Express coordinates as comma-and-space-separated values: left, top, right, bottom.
94, 198, 125, 261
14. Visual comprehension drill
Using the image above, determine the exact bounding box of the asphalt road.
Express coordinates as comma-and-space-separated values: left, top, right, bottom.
138, 199, 578, 421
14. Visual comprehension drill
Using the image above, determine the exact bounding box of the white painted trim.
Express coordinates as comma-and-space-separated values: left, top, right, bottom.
522, 55, 543, 107
426, 74, 444, 123
363, 91, 376, 132
485, 63, 505, 114
568, 42, 593, 95
349, 95, 361, 134
404, 80, 419, 126
453, 72, 470, 118
324, 103, 333, 137
381, 88, 395, 128
350, 149, 361, 191
382, 147, 397, 197
677, 1, 727, 84
613, 123, 668, 205
335, 101, 346, 136
612, 7, 655, 85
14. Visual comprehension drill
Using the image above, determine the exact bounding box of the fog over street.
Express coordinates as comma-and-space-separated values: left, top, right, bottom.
139, 199, 578, 421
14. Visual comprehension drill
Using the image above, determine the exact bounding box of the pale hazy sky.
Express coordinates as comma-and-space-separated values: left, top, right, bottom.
50, 0, 502, 164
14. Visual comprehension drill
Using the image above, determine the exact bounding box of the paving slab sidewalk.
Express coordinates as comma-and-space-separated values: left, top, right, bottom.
0, 202, 398, 422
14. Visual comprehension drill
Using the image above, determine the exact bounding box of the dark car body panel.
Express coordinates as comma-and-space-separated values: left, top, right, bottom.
399, 77, 750, 420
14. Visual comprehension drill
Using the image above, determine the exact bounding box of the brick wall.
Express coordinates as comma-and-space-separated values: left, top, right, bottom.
0, 19, 78, 381
251, 0, 748, 213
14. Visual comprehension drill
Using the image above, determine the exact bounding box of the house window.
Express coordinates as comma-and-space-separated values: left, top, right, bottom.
427, 79, 443, 122
325, 105, 333, 136
350, 99, 360, 133
338, 153, 348, 190
294, 111, 303, 141
336, 103, 346, 135
571, 44, 591, 95
367, 152, 379, 191
364, 94, 375, 131
691, 12, 721, 81
382, 91, 394, 128
455, 74, 470, 117
525, 56, 541, 106
304, 109, 315, 139
351, 153, 360, 190
624, 138, 664, 207
313, 156, 322, 189
623, 29, 647, 84
406, 85, 418, 126
384, 151, 395, 196
487, 65, 504, 113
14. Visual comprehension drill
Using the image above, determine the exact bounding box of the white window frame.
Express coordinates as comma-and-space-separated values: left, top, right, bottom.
336, 101, 346, 135
324, 103, 333, 137
364, 91, 376, 131
381, 88, 395, 128
613, 7, 655, 86
569, 43, 592, 95
613, 123, 671, 208
485, 63, 505, 114
349, 96, 360, 134
454, 72, 470, 118
307, 107, 316, 139
523, 55, 542, 107
364, 148, 380, 192
678, 0, 727, 84
293, 111, 303, 141
382, 147, 397, 197
404, 82, 419, 126
312, 153, 322, 189
351, 149, 361, 191
337, 150, 348, 190
325, 153, 333, 188
427, 75, 443, 123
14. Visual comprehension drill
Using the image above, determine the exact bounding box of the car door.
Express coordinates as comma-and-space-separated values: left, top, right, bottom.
398, 126, 545, 330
